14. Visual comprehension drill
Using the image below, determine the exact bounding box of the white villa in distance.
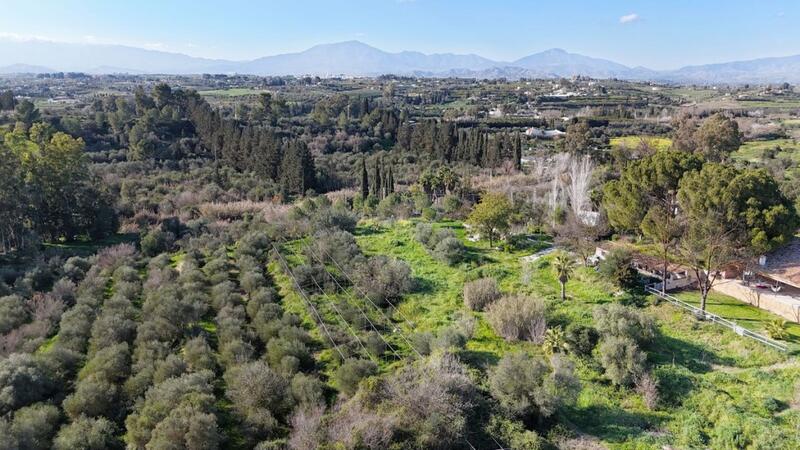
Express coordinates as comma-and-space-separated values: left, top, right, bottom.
524, 127, 565, 139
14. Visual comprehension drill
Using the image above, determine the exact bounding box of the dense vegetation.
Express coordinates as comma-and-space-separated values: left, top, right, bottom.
1, 73, 800, 449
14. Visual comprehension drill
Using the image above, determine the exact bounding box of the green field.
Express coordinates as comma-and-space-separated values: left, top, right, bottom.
674, 290, 800, 345
347, 219, 799, 448
610, 136, 673, 152
731, 138, 800, 163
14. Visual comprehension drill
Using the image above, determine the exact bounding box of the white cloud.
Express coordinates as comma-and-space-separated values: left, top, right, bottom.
619, 13, 640, 24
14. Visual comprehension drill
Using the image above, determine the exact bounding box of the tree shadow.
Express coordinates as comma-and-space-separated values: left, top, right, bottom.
648, 332, 733, 373
354, 224, 384, 237
565, 403, 664, 444
458, 349, 500, 369
413, 276, 437, 295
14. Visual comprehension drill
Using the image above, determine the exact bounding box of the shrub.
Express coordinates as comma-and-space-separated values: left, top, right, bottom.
54, 416, 121, 450
489, 352, 580, 420
410, 332, 434, 356
593, 303, 656, 345
0, 353, 55, 413
431, 326, 468, 351
290, 373, 326, 407
598, 336, 646, 386
352, 256, 412, 307
597, 248, 639, 289
334, 359, 377, 397
486, 295, 547, 342
443, 195, 463, 215
634, 372, 659, 409
10, 403, 61, 450
382, 353, 478, 449
433, 237, 465, 265
124, 371, 218, 449
140, 228, 173, 257
463, 277, 501, 311
414, 223, 434, 246
66, 374, 122, 419
225, 361, 293, 437
0, 295, 29, 334
564, 323, 599, 357
765, 319, 788, 340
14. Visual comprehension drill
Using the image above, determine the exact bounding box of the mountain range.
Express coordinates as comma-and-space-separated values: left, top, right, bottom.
1, 39, 799, 84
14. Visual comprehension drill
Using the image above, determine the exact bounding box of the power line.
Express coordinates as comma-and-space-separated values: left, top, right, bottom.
290, 235, 503, 449
278, 237, 374, 360
307, 239, 424, 358
271, 242, 345, 361
296, 237, 404, 360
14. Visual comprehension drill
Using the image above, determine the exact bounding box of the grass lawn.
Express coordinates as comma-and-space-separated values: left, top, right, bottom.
350, 218, 799, 448
672, 290, 800, 346
731, 138, 800, 163
610, 136, 673, 152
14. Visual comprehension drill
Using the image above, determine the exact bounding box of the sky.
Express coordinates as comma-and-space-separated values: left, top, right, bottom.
0, 0, 798, 70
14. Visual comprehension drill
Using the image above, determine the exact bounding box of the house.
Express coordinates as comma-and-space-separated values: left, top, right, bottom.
714, 238, 800, 322
524, 127, 565, 139
591, 246, 697, 291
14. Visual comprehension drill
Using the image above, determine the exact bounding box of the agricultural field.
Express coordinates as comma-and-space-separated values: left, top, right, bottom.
731, 138, 800, 163
610, 136, 673, 152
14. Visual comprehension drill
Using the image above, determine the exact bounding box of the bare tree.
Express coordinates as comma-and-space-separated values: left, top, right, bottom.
556, 212, 606, 266
678, 215, 738, 312
566, 155, 594, 216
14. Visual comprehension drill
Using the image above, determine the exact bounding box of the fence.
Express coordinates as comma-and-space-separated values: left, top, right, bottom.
645, 286, 789, 352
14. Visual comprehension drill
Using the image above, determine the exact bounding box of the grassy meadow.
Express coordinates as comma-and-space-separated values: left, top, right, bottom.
323, 218, 800, 449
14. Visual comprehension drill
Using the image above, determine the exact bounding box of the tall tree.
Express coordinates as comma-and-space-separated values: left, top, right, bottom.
552, 251, 576, 300
467, 192, 512, 247
359, 158, 369, 199
693, 113, 741, 162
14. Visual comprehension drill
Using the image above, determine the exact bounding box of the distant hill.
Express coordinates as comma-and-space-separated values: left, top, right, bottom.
0, 63, 54, 74
3, 38, 800, 83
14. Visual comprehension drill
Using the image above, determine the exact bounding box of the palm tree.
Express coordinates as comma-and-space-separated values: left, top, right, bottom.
552, 251, 575, 301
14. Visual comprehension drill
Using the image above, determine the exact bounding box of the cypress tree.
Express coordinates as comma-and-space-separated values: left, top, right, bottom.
360, 158, 369, 199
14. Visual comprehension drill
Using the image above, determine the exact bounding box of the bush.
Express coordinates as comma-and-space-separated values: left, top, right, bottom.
598, 336, 646, 386
0, 295, 29, 334
593, 303, 656, 345
10, 403, 61, 450
290, 373, 326, 407
564, 323, 599, 357
0, 353, 55, 413
442, 195, 462, 215
140, 228, 173, 257
433, 237, 465, 265
125, 371, 219, 449
225, 361, 293, 437
62, 376, 120, 419
352, 256, 412, 307
486, 295, 547, 342
765, 319, 789, 340
334, 359, 377, 397
414, 223, 434, 245
489, 352, 580, 420
597, 248, 639, 289
54, 416, 121, 450
463, 277, 501, 311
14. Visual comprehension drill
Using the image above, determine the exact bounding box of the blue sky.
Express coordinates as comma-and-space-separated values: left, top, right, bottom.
0, 0, 798, 69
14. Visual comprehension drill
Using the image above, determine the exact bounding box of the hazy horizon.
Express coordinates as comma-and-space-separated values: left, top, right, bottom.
2, 0, 799, 70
